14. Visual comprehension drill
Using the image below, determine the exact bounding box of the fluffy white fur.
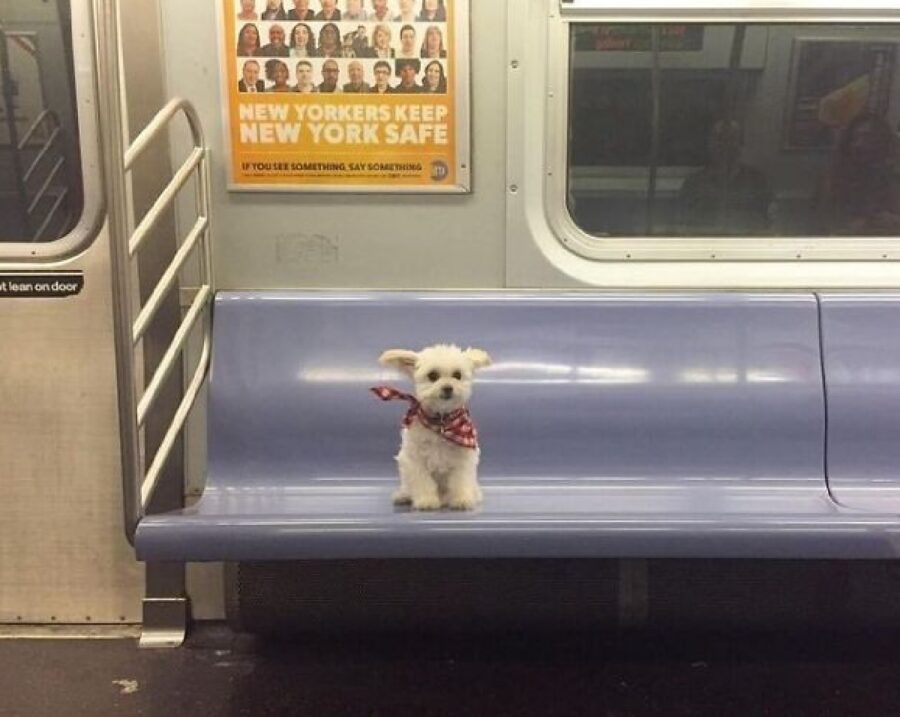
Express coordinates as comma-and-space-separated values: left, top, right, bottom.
379, 344, 492, 511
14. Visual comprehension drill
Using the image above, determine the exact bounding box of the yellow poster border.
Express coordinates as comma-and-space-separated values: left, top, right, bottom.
219, 0, 471, 194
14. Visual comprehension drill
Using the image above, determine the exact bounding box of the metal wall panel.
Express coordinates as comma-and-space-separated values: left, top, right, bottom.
159, 0, 511, 618
159, 0, 508, 291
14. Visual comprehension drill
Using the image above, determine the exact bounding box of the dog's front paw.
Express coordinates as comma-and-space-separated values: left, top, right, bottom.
412, 495, 442, 511
392, 489, 412, 505
446, 492, 481, 511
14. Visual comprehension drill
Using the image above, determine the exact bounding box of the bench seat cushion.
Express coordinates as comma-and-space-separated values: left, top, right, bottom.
134, 292, 900, 561
136, 480, 900, 560
819, 295, 900, 513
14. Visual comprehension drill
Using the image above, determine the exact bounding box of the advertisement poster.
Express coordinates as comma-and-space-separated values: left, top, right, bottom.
574, 25, 704, 53
222, 0, 470, 192
785, 39, 896, 150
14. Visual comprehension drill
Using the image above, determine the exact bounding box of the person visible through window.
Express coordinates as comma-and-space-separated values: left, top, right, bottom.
677, 119, 773, 236
239, 59, 265, 92
815, 113, 900, 236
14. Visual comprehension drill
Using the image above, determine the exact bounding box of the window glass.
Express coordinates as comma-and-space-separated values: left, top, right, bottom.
0, 0, 83, 242
568, 24, 900, 238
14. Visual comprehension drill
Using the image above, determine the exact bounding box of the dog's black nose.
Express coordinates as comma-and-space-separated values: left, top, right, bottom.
441, 385, 454, 399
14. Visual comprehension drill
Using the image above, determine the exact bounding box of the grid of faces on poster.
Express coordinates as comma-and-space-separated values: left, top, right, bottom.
234, 1, 451, 95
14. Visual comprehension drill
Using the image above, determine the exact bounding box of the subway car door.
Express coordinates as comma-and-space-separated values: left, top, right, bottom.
0, 0, 173, 627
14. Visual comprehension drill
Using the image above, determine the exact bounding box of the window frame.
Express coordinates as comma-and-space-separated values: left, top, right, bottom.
506, 0, 900, 289
553, 2, 900, 261
0, 0, 104, 264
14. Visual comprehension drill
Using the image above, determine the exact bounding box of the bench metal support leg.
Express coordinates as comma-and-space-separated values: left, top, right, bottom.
140, 562, 190, 649
618, 559, 650, 628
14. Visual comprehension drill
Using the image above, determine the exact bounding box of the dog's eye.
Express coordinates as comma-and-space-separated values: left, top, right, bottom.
427, 371, 440, 382
452, 371, 462, 380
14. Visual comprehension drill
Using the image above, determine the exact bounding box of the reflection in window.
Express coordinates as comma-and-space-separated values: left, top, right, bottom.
567, 24, 900, 238
0, 1, 83, 242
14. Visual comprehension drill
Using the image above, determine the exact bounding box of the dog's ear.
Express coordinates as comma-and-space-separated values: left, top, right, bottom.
379, 349, 419, 374
465, 348, 492, 370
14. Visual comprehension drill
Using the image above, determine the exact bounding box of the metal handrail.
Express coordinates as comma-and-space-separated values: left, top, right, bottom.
132, 215, 209, 344
17, 108, 57, 150
141, 324, 211, 508
23, 126, 61, 183
33, 188, 69, 240
124, 98, 205, 169
128, 147, 204, 256
127, 106, 213, 516
137, 284, 211, 429
96, 0, 214, 542
27, 156, 65, 215
6, 103, 68, 240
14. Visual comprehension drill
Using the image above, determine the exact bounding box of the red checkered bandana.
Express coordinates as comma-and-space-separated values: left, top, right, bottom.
371, 386, 479, 449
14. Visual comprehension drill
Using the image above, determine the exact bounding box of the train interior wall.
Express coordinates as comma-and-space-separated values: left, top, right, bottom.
159, 0, 508, 292
4, 1, 900, 626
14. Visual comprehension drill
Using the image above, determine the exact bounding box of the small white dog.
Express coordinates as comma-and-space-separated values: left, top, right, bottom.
372, 344, 492, 511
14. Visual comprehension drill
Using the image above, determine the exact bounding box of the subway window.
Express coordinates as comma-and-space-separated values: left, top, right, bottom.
567, 24, 900, 239
0, 0, 83, 242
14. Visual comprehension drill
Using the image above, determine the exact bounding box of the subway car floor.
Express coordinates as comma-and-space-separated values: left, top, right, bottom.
1, 626, 899, 716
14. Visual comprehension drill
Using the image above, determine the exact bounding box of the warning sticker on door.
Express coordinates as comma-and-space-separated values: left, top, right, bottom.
0, 272, 84, 298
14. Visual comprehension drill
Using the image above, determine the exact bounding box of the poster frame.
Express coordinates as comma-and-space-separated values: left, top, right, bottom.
218, 0, 472, 194
783, 34, 898, 152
